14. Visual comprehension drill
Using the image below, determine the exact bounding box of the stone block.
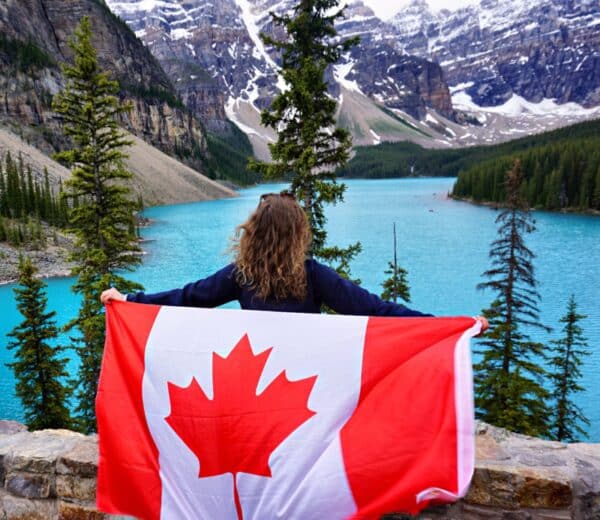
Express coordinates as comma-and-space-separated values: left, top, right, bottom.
476, 430, 512, 462
58, 500, 105, 520
466, 465, 572, 510
521, 509, 572, 519
0, 489, 56, 520
6, 430, 84, 474
466, 466, 523, 509
7, 454, 55, 474
5, 472, 52, 499
515, 471, 572, 508
56, 474, 97, 501
0, 422, 27, 435
0, 432, 29, 459
57, 437, 98, 478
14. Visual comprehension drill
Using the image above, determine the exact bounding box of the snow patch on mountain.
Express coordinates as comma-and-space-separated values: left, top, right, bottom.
369, 128, 381, 144
234, 0, 287, 92
453, 92, 600, 118
333, 60, 363, 95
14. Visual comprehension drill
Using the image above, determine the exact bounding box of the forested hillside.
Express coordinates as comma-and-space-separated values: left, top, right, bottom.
452, 137, 600, 211
204, 124, 257, 186
0, 152, 68, 245
337, 119, 600, 181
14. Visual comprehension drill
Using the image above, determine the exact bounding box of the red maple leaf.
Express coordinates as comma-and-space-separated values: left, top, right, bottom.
165, 334, 317, 520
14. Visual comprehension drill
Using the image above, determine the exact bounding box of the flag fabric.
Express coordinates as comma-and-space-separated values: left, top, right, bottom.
96, 301, 480, 520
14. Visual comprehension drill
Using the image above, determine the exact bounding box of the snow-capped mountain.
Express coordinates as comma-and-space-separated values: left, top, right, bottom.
391, 0, 600, 107
105, 0, 600, 154
106, 0, 456, 154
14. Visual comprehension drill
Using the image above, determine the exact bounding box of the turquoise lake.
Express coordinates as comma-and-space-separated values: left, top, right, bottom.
0, 178, 598, 440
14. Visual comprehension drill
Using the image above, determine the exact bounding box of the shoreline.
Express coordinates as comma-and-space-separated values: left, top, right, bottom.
3, 182, 598, 285
0, 267, 73, 287
0, 243, 75, 287
0, 217, 155, 287
450, 195, 600, 216
0, 225, 76, 286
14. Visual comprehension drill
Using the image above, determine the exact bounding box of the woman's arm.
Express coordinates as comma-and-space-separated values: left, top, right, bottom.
311, 260, 433, 317
101, 264, 240, 308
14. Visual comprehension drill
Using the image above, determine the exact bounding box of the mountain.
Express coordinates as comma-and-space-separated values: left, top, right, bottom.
391, 0, 600, 108
105, 0, 600, 153
105, 0, 458, 156
0, 0, 209, 164
0, 0, 241, 202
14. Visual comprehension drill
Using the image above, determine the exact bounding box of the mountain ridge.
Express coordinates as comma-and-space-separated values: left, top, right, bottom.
391, 0, 600, 108
0, 0, 242, 202
106, 0, 600, 153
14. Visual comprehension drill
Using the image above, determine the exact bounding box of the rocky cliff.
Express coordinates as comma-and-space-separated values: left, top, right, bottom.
105, 0, 600, 150
1, 420, 599, 519
105, 0, 455, 151
391, 0, 600, 108
0, 0, 209, 173
335, 2, 454, 121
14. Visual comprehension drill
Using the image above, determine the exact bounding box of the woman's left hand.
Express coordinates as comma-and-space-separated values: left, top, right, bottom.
474, 315, 489, 336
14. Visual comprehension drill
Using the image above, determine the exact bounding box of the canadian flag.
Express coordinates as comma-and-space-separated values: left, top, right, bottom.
96, 301, 480, 520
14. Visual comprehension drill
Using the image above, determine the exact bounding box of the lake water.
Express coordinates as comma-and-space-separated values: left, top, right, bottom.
1, 178, 599, 440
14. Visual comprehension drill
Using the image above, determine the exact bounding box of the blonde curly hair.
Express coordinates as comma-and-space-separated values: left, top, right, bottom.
232, 193, 311, 301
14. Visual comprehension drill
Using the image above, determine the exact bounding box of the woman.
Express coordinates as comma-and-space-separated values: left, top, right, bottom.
101, 192, 487, 328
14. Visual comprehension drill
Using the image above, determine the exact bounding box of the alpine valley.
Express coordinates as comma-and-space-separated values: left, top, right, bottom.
105, 0, 600, 157
0, 0, 599, 189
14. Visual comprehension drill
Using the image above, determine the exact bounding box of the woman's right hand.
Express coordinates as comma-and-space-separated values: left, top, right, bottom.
474, 315, 489, 336
101, 287, 127, 305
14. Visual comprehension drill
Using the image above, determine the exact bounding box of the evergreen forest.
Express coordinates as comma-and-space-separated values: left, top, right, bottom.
452, 135, 600, 211
0, 152, 68, 245
337, 118, 600, 212
205, 124, 258, 186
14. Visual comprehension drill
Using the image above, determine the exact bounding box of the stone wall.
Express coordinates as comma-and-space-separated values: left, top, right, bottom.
1, 420, 599, 520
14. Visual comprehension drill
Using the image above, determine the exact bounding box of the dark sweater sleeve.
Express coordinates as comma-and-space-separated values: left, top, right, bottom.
310, 260, 432, 317
126, 264, 240, 307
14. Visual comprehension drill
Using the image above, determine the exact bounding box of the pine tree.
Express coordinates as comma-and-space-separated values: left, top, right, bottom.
52, 16, 142, 432
16, 156, 26, 219
25, 166, 35, 215
0, 216, 7, 242
0, 163, 7, 217
250, 0, 361, 277
549, 295, 590, 442
6, 256, 72, 430
381, 223, 410, 303
474, 159, 551, 437
43, 168, 53, 223
593, 165, 600, 211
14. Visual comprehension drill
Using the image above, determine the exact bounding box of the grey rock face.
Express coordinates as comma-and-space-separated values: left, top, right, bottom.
106, 0, 454, 122
391, 0, 600, 108
339, 3, 453, 120
107, 0, 275, 127
0, 0, 208, 171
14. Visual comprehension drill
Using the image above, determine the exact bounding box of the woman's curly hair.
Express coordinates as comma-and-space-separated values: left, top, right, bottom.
232, 193, 311, 301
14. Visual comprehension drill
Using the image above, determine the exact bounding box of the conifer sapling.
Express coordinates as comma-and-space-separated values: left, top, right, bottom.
549, 295, 590, 442
52, 16, 143, 432
7, 256, 72, 430
474, 159, 551, 437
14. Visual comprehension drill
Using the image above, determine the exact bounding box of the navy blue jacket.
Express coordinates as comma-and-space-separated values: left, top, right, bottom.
127, 259, 430, 317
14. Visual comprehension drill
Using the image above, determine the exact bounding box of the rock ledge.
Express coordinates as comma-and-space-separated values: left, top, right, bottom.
0, 420, 598, 519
